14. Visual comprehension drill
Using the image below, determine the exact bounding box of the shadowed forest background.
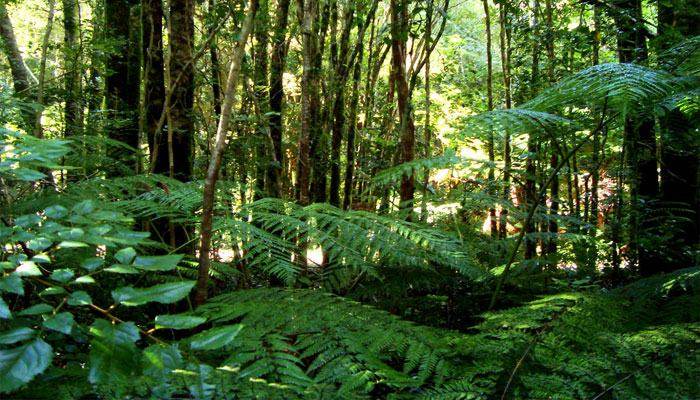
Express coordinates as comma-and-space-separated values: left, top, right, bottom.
1, 0, 699, 398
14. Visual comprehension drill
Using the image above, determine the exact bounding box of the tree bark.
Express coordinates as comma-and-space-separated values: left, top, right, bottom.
267, 0, 291, 199
195, 0, 258, 308
253, 0, 270, 200
105, 0, 139, 171
0, 3, 37, 131
144, 0, 167, 174
168, 0, 195, 182
296, 0, 319, 205
391, 0, 415, 220
63, 0, 82, 139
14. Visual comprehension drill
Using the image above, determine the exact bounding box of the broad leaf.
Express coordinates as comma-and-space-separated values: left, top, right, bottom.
49, 269, 74, 283
44, 205, 69, 219
142, 344, 183, 382
112, 281, 195, 306
27, 237, 52, 252
16, 262, 41, 277
0, 273, 23, 295
0, 297, 11, 319
88, 320, 140, 384
13, 168, 46, 181
114, 247, 136, 264
189, 324, 243, 350
43, 312, 75, 334
71, 200, 95, 215
132, 254, 183, 271
68, 291, 93, 306
0, 327, 35, 344
40, 286, 67, 296
0, 338, 52, 393
81, 258, 104, 271
17, 303, 53, 316
104, 264, 139, 274
155, 314, 207, 330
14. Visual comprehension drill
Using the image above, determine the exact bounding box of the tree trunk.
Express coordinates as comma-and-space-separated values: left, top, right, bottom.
0, 3, 37, 131
657, 0, 700, 272
63, 0, 82, 139
296, 0, 319, 205
253, 0, 270, 200
196, 0, 258, 308
267, 0, 291, 199
498, 3, 512, 239
168, 0, 195, 182
105, 0, 139, 170
343, 39, 364, 210
614, 0, 659, 276
144, 0, 167, 174
34, 0, 57, 139
391, 0, 415, 220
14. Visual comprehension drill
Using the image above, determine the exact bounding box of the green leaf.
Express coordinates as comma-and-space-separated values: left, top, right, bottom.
13, 168, 46, 181
0, 297, 11, 319
71, 200, 95, 215
155, 314, 207, 330
142, 344, 183, 381
0, 327, 35, 344
16, 262, 41, 276
88, 320, 140, 384
104, 264, 139, 274
43, 312, 75, 334
68, 291, 92, 306
17, 303, 53, 316
0, 273, 24, 295
27, 237, 52, 252
50, 269, 74, 283
132, 254, 183, 271
40, 286, 67, 296
72, 276, 96, 284
44, 205, 69, 219
112, 281, 195, 306
30, 254, 51, 264
81, 258, 104, 271
115, 247, 136, 264
183, 363, 216, 398
58, 228, 85, 241
89, 223, 113, 236
14, 214, 41, 228
0, 338, 52, 393
189, 324, 243, 351
57, 241, 88, 248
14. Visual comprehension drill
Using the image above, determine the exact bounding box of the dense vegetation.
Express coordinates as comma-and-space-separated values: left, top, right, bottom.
1, 0, 699, 398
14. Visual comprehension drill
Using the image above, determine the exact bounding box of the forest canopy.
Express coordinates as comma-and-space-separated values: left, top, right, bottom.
1, 0, 699, 398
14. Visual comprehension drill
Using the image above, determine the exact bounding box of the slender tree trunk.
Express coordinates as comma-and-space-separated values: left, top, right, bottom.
498, 4, 512, 239
483, 0, 497, 237
253, 0, 270, 200
343, 39, 364, 210
168, 0, 195, 182
267, 0, 291, 198
657, 0, 700, 272
144, 0, 167, 174
392, 0, 415, 219
614, 0, 659, 276
296, 0, 318, 205
420, 3, 432, 222
524, 0, 540, 259
196, 0, 258, 308
63, 0, 82, 139
34, 0, 57, 139
309, 0, 330, 203
0, 3, 37, 132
